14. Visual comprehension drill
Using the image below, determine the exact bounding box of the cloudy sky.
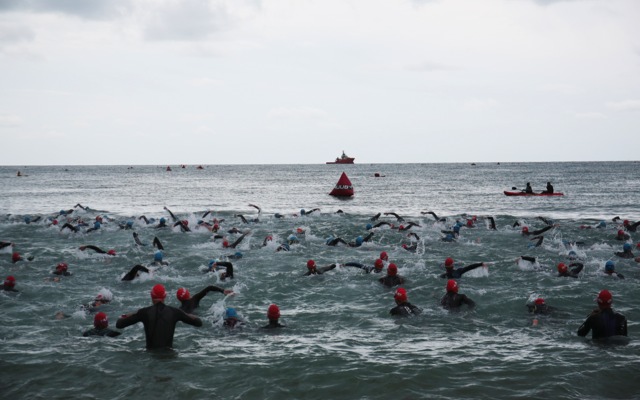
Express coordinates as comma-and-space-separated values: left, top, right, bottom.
1, 0, 638, 165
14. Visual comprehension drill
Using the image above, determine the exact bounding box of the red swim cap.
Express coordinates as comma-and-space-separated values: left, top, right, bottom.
267, 304, 280, 320
446, 279, 458, 293
445, 257, 454, 268
52, 219, 58, 225
380, 251, 388, 261
597, 290, 612, 306
522, 227, 529, 233
96, 216, 102, 222
557, 263, 568, 273
399, 225, 405, 230
213, 223, 220, 230
636, 242, 640, 249
4, 276, 16, 288
12, 252, 21, 263
466, 220, 473, 227
387, 263, 398, 276
374, 259, 384, 270
394, 288, 407, 303
534, 298, 545, 305
265, 235, 273, 242
222, 240, 229, 248
94, 312, 108, 329
402, 244, 408, 249
56, 262, 68, 272
107, 249, 116, 256
182, 220, 189, 226
150, 284, 166, 300
296, 228, 304, 234
623, 220, 629, 226
307, 259, 316, 269
176, 288, 190, 301
617, 230, 625, 236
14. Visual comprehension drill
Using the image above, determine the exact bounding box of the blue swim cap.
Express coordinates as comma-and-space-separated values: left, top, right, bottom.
597, 221, 606, 228
445, 234, 454, 241
325, 235, 334, 245
197, 220, 204, 225
225, 308, 238, 319
234, 251, 242, 258
59, 210, 66, 215
605, 260, 615, 272
288, 235, 298, 242
126, 220, 133, 227
568, 250, 577, 260
366, 223, 373, 230
623, 243, 631, 251
356, 236, 364, 246
24, 216, 31, 223
154, 251, 163, 262
94, 221, 101, 229
300, 209, 306, 215
453, 226, 460, 233
208, 259, 216, 268
281, 243, 290, 251
160, 217, 166, 223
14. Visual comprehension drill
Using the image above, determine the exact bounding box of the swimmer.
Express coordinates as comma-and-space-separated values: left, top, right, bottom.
248, 204, 261, 214
79, 245, 116, 256
207, 261, 234, 280
401, 243, 418, 253
614, 243, 635, 259
121, 265, 150, 281
389, 288, 421, 317
528, 235, 545, 248
615, 230, 631, 241
223, 232, 249, 249
378, 264, 405, 287
521, 225, 554, 237
623, 219, 640, 232
275, 243, 290, 252
372, 221, 392, 229
60, 222, 80, 233
176, 286, 234, 314
83, 312, 121, 337
557, 262, 584, 278
325, 235, 348, 247
225, 251, 243, 260
2, 276, 18, 292
82, 290, 113, 313
384, 212, 405, 222
348, 233, 374, 248
137, 215, 155, 225
577, 290, 627, 340
299, 208, 320, 216
421, 211, 446, 222
223, 308, 243, 328
370, 212, 381, 221
85, 219, 102, 233
235, 214, 258, 224
150, 251, 169, 266
52, 262, 72, 277
163, 206, 179, 222
263, 304, 285, 329
343, 259, 384, 274
380, 251, 389, 262
11, 252, 33, 263
603, 260, 624, 279
485, 216, 497, 230
116, 284, 202, 349
440, 280, 475, 311
398, 222, 421, 231
173, 220, 191, 233
526, 298, 555, 315
439, 258, 487, 279
119, 219, 134, 230
304, 259, 337, 276
155, 217, 168, 229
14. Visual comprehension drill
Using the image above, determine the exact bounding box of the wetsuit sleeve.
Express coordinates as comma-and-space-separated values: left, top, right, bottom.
462, 295, 476, 308
121, 265, 149, 281
460, 263, 483, 275
344, 262, 365, 269
521, 256, 536, 263
319, 264, 337, 273
363, 232, 374, 242
152, 237, 164, 250
178, 310, 203, 327
577, 313, 594, 337
192, 286, 224, 302
532, 226, 553, 236
84, 245, 106, 253
570, 262, 584, 275
116, 310, 142, 329
230, 234, 247, 248
216, 262, 234, 278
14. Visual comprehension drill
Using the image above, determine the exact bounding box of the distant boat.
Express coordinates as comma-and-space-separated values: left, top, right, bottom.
326, 151, 355, 164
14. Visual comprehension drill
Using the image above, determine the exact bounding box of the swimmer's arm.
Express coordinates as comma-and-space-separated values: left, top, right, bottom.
116, 311, 141, 329
460, 263, 484, 274
180, 311, 203, 327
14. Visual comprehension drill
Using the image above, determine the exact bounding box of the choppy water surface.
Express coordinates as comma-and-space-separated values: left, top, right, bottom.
1, 162, 639, 399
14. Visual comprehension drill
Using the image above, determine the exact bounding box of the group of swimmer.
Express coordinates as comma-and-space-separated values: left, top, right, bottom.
2, 203, 635, 349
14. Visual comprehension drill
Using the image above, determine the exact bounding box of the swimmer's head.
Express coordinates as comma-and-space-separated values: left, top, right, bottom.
296, 228, 304, 234
11, 252, 21, 263
107, 249, 116, 256
56, 262, 68, 273
306, 259, 316, 270
446, 279, 458, 293
623, 220, 629, 226
557, 263, 568, 274
444, 257, 454, 268
380, 251, 389, 261
160, 217, 166, 223
401, 244, 408, 249
208, 259, 218, 269
617, 230, 625, 237
288, 235, 298, 243
52, 219, 58, 225
93, 221, 101, 229
568, 250, 577, 260
126, 220, 133, 227
23, 216, 30, 224
94, 312, 108, 329
355, 236, 364, 246
366, 223, 373, 230
394, 288, 407, 303
222, 240, 229, 248
623, 243, 631, 252
300, 209, 306, 216
154, 251, 163, 262
387, 263, 398, 276
534, 298, 545, 305
597, 290, 612, 308
522, 227, 529, 234
267, 304, 280, 320
4, 275, 16, 289
150, 284, 166, 301
224, 307, 238, 320
374, 259, 384, 271
181, 220, 189, 226
597, 221, 606, 228
96, 216, 103, 223
605, 260, 615, 273
399, 225, 405, 230
466, 220, 474, 227
453, 225, 460, 233
176, 288, 191, 301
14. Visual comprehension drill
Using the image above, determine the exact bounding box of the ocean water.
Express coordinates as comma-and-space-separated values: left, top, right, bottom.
0, 162, 639, 399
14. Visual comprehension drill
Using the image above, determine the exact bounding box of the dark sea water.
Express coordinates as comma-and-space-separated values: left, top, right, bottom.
1, 162, 639, 399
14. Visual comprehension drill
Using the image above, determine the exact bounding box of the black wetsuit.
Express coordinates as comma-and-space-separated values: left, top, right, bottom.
83, 328, 121, 337
80, 245, 107, 254
577, 308, 627, 339
486, 216, 497, 230
0, 241, 13, 250
390, 302, 421, 316
121, 265, 150, 281
525, 226, 553, 236
344, 262, 376, 273
60, 223, 80, 233
624, 221, 640, 232
440, 292, 475, 310
1, 284, 18, 292
262, 320, 285, 329
214, 261, 234, 280
226, 233, 248, 249
116, 302, 202, 349
378, 275, 405, 287
326, 238, 348, 246
440, 263, 483, 279
384, 212, 404, 222
179, 286, 227, 314
615, 250, 635, 259
558, 262, 584, 278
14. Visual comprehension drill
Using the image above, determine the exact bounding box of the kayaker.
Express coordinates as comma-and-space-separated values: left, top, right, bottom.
524, 182, 533, 194
542, 182, 554, 194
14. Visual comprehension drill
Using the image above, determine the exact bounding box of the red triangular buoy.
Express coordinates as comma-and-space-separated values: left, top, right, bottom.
329, 172, 354, 197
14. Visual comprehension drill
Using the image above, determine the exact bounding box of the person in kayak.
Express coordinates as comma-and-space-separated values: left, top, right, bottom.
524, 182, 533, 194
577, 290, 627, 340
116, 284, 202, 349
541, 182, 554, 194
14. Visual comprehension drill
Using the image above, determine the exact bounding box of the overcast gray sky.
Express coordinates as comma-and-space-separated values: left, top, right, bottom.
1, 0, 638, 165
